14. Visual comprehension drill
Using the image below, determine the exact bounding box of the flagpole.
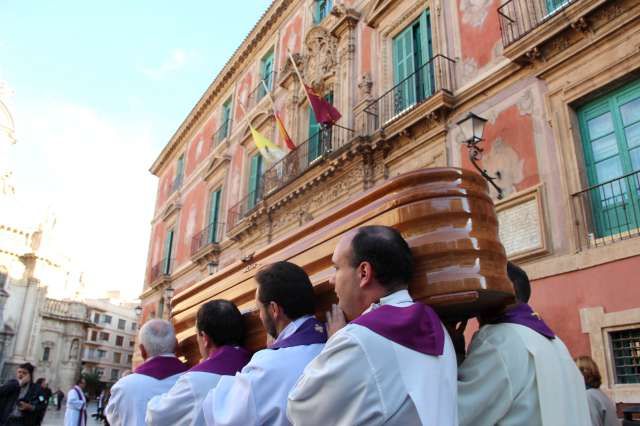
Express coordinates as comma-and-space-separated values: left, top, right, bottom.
261, 79, 278, 114
287, 50, 312, 106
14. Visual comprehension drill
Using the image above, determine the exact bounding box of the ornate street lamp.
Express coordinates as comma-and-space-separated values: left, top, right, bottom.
207, 261, 218, 275
134, 305, 143, 318
164, 286, 175, 319
457, 112, 503, 199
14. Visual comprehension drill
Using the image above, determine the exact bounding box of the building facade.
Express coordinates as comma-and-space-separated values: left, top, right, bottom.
141, 0, 640, 407
82, 298, 137, 386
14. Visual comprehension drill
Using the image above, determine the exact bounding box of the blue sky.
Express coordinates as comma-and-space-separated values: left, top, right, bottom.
0, 0, 271, 299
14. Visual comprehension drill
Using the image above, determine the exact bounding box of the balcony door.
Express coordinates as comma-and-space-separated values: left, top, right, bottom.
578, 80, 640, 237
248, 153, 263, 210
392, 10, 433, 114
208, 189, 221, 243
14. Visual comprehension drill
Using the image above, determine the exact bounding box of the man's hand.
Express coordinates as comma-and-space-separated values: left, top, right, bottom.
326, 304, 347, 338
18, 401, 34, 411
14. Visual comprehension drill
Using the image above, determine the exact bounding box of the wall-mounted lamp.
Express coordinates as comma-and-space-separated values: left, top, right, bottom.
457, 112, 503, 199
134, 305, 143, 318
207, 261, 218, 275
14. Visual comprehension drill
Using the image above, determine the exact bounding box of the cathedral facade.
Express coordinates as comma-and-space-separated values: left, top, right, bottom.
142, 0, 640, 407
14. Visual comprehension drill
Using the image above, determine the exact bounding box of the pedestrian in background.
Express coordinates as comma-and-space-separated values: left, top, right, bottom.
0, 362, 45, 426
576, 356, 621, 426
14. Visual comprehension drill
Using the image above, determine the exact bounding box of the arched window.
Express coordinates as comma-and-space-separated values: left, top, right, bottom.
42, 347, 51, 361
69, 339, 80, 360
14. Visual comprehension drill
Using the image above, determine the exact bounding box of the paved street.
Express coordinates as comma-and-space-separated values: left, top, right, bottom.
42, 401, 103, 426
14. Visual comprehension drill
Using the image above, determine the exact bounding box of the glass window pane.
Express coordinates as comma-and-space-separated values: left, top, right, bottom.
620, 97, 640, 126
630, 147, 640, 171
591, 134, 619, 161
588, 112, 614, 140
625, 122, 640, 149
595, 156, 623, 183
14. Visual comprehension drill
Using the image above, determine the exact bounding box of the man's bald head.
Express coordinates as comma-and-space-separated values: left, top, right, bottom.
139, 319, 177, 359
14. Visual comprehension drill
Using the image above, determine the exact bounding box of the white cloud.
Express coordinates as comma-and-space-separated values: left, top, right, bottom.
139, 48, 196, 80
12, 99, 158, 300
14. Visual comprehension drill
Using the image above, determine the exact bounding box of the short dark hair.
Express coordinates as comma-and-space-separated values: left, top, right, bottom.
196, 300, 245, 347
18, 363, 34, 377
349, 226, 413, 290
507, 262, 531, 303
256, 261, 315, 320
36, 378, 46, 386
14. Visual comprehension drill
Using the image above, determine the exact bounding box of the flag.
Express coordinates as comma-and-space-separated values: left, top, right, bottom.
275, 112, 296, 151
249, 125, 286, 164
304, 84, 342, 126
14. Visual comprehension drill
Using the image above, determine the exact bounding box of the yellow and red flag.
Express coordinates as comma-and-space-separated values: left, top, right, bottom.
249, 125, 286, 164
275, 112, 295, 151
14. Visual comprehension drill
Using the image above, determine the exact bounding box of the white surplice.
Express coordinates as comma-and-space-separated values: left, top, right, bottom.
64, 385, 86, 426
105, 356, 184, 426
287, 290, 458, 426
458, 322, 590, 426
203, 315, 324, 426
147, 371, 222, 426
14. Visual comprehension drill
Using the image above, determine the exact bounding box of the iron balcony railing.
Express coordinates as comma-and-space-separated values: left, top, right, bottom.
498, 0, 577, 47
363, 54, 455, 135
262, 124, 354, 196
149, 257, 174, 283
244, 71, 276, 112
571, 170, 640, 249
190, 221, 225, 255
214, 119, 231, 145
227, 183, 264, 230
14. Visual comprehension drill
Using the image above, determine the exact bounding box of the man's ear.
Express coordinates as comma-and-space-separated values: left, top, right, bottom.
269, 301, 281, 319
139, 344, 148, 360
358, 262, 374, 289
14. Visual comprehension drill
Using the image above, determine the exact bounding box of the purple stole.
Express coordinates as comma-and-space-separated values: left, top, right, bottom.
352, 303, 445, 356
491, 303, 556, 339
134, 355, 189, 380
72, 386, 86, 426
270, 317, 327, 350
188, 345, 251, 375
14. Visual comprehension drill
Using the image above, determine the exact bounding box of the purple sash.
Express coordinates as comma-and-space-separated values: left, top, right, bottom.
134, 355, 189, 380
352, 303, 445, 356
188, 345, 251, 375
270, 317, 327, 350
73, 386, 86, 426
491, 303, 556, 339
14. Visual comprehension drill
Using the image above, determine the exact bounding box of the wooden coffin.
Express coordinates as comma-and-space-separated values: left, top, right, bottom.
171, 167, 514, 362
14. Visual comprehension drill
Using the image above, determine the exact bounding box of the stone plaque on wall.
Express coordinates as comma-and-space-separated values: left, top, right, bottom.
496, 185, 547, 260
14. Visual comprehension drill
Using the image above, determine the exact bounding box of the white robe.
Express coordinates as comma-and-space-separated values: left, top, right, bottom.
64, 386, 86, 426
203, 316, 324, 426
106, 370, 183, 426
287, 290, 458, 426
458, 322, 590, 426
147, 371, 222, 426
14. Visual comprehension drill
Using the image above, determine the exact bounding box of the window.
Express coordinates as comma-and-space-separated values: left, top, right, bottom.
163, 228, 175, 275
96, 368, 104, 377
247, 153, 264, 210
131, 322, 137, 331
115, 335, 124, 347
258, 50, 274, 99
208, 189, 222, 243
129, 339, 135, 348
314, 0, 333, 23
308, 92, 334, 162
117, 319, 126, 330
221, 98, 232, 140
127, 354, 133, 364
102, 314, 112, 324
90, 330, 97, 341
93, 313, 100, 323
86, 348, 95, 359
392, 10, 433, 114
97, 349, 107, 359
546, 0, 570, 14
111, 369, 120, 381
42, 347, 50, 362
174, 154, 185, 190
99, 332, 110, 341
113, 352, 122, 364
611, 328, 640, 384
577, 80, 640, 238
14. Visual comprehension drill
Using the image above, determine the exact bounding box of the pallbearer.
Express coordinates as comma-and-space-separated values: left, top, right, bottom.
287, 226, 457, 425
456, 263, 590, 426
203, 261, 326, 426
105, 319, 188, 426
146, 300, 250, 426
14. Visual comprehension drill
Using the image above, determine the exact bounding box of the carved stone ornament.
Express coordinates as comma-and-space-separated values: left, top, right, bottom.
304, 26, 338, 94
358, 73, 373, 97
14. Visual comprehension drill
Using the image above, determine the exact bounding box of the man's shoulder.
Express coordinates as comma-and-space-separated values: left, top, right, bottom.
250, 343, 324, 368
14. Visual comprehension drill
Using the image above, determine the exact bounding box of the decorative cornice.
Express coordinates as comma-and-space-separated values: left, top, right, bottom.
149, 0, 297, 176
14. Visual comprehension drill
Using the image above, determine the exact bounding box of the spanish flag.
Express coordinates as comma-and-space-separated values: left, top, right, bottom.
304, 84, 342, 126
275, 112, 296, 151
249, 125, 286, 164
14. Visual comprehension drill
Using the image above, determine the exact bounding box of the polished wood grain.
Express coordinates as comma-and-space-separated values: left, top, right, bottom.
171, 168, 513, 361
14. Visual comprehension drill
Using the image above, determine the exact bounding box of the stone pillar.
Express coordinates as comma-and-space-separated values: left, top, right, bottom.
331, 8, 361, 132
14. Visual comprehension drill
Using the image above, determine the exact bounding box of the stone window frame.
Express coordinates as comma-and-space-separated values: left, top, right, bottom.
580, 306, 640, 403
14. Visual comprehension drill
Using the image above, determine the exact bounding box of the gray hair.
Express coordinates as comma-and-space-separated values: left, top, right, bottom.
139, 319, 176, 357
